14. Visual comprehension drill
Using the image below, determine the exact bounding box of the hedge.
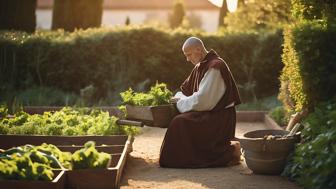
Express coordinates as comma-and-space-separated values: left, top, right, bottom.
279, 21, 336, 112
280, 20, 336, 189
0, 27, 283, 105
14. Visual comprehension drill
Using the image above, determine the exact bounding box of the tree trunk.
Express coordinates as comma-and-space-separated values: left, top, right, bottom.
52, 0, 103, 31
218, 0, 228, 28
0, 0, 37, 32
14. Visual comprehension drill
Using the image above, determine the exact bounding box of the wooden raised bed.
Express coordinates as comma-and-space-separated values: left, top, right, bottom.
64, 136, 131, 189
0, 135, 132, 189
0, 170, 66, 189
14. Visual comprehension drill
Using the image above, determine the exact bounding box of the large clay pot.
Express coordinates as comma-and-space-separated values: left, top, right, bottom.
239, 129, 300, 175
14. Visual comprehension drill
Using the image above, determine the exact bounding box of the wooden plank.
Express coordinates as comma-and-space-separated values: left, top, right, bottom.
57, 145, 125, 154
66, 168, 117, 189
0, 170, 66, 189
126, 104, 178, 128
116, 119, 144, 127
126, 105, 153, 121
113, 136, 132, 187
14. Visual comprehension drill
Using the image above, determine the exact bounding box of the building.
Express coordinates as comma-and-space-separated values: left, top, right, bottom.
36, 0, 220, 32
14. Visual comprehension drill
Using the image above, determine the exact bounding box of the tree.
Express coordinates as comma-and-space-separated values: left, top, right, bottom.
0, 0, 37, 32
52, 0, 103, 31
223, 0, 292, 32
169, 0, 186, 28
125, 16, 131, 25
218, 0, 228, 28
292, 0, 336, 24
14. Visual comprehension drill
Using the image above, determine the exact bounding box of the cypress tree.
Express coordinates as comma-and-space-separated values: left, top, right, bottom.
218, 0, 228, 28
125, 16, 131, 25
169, 0, 186, 28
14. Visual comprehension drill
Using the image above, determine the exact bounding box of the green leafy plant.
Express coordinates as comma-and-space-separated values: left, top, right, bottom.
283, 100, 336, 189
0, 105, 8, 118
71, 141, 111, 169
0, 142, 115, 180
0, 107, 139, 136
0, 143, 72, 181
269, 106, 288, 126
120, 82, 173, 106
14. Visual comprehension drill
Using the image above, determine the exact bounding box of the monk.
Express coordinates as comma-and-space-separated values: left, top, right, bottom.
159, 37, 242, 168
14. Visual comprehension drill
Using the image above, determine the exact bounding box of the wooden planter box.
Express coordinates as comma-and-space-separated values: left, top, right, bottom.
65, 137, 131, 189
0, 170, 66, 189
0, 135, 132, 189
125, 104, 178, 128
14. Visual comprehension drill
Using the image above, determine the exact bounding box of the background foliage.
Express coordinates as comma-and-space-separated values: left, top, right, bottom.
279, 21, 336, 113
291, 0, 336, 23
222, 0, 292, 33
0, 26, 283, 106
283, 99, 336, 189
280, 1, 336, 188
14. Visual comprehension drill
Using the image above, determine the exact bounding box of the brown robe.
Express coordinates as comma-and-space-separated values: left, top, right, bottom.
159, 49, 242, 168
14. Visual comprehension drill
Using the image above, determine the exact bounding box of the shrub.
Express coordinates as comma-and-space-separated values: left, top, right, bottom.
291, 0, 336, 23
269, 106, 287, 126
279, 21, 336, 112
283, 99, 336, 189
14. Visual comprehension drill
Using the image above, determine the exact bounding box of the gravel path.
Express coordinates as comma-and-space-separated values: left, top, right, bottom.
119, 123, 302, 189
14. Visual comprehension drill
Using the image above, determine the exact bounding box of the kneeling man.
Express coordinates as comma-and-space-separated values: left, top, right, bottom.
159, 37, 242, 168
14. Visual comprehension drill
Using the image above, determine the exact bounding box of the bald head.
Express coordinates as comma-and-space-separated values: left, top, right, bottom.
182, 37, 208, 65
182, 37, 206, 52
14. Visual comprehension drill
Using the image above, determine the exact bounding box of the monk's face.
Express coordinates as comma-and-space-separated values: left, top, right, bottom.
183, 47, 203, 65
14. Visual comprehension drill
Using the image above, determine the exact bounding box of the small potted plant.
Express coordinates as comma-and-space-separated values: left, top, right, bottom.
120, 83, 178, 128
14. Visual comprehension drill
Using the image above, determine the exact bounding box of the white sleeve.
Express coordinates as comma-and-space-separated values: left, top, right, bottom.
174, 91, 187, 99
176, 68, 226, 113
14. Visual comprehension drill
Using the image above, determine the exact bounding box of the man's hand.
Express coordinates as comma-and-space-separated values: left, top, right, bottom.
170, 97, 180, 104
